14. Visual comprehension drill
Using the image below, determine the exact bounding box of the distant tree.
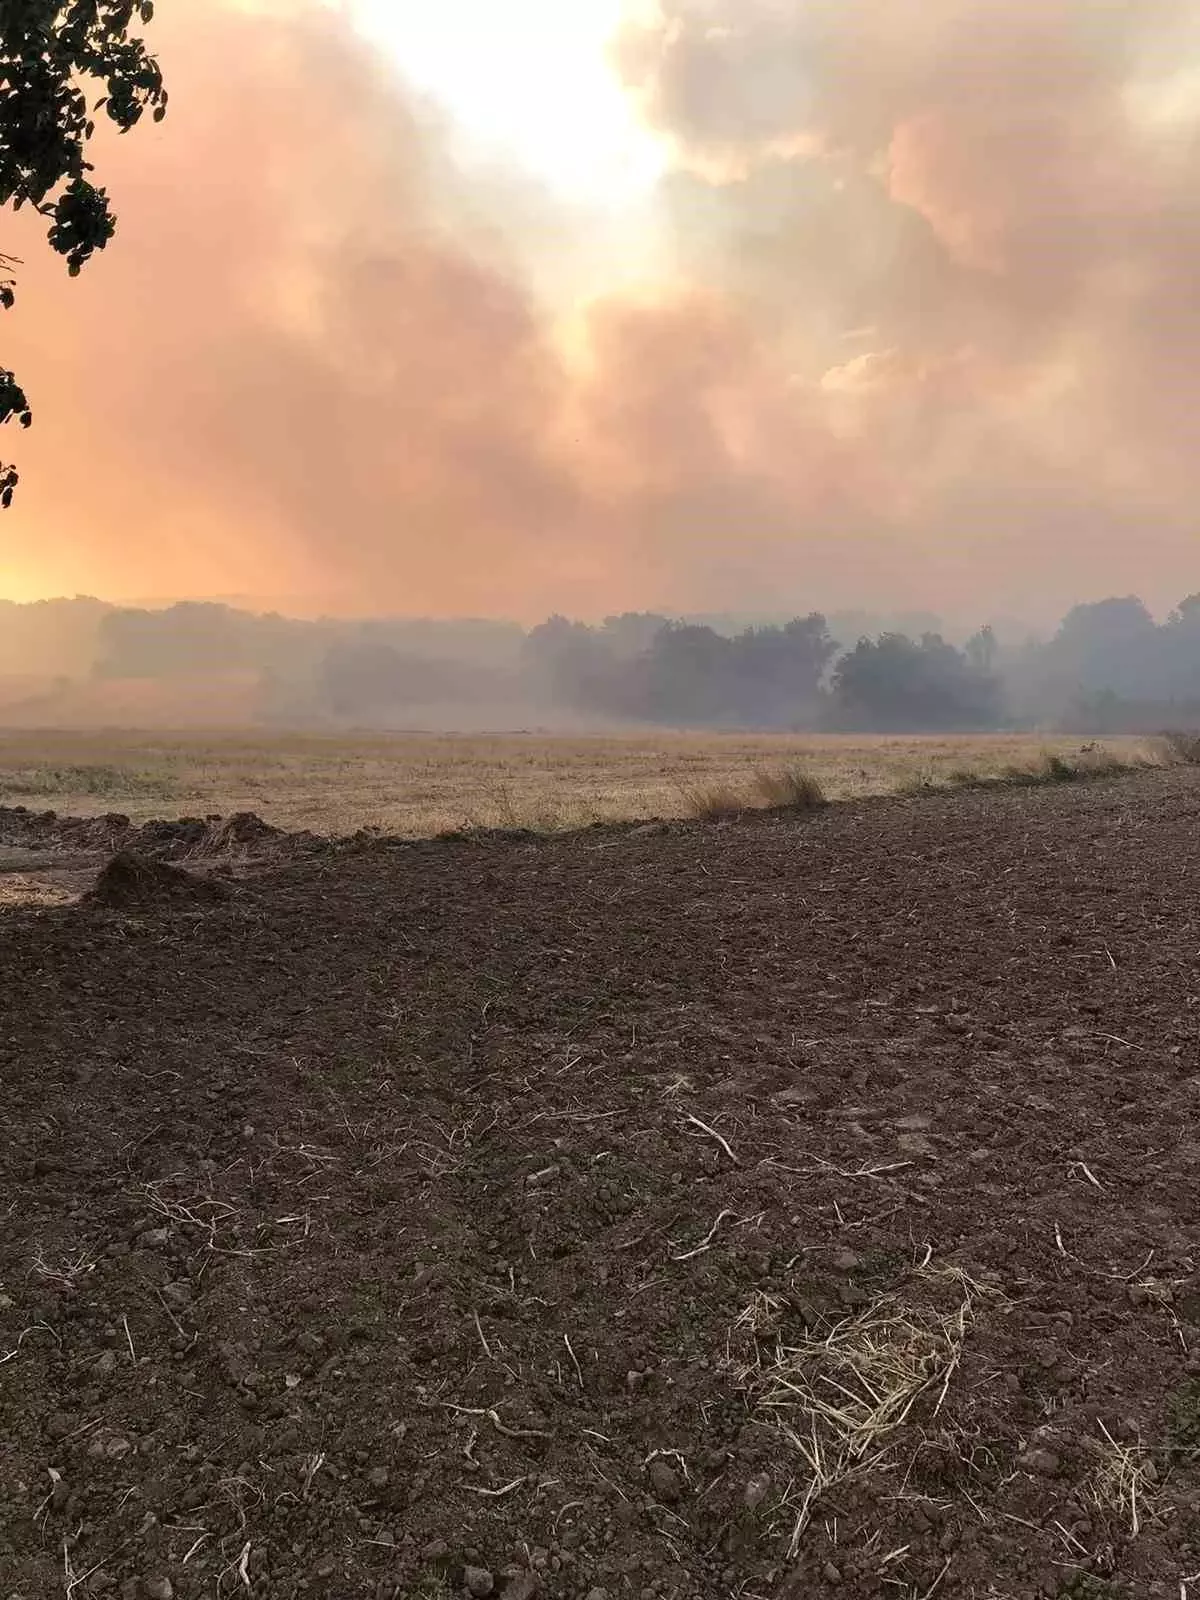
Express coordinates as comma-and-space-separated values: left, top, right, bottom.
1046, 597, 1161, 697
964, 624, 997, 675
519, 610, 838, 727
598, 612, 670, 660
638, 623, 733, 723
0, 0, 167, 503
1157, 593, 1200, 700
95, 602, 257, 678
521, 615, 622, 711
725, 614, 837, 723
831, 632, 1002, 731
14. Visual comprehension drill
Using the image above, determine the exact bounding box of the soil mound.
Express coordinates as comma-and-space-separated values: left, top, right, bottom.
0, 804, 324, 863
132, 810, 288, 859
84, 849, 231, 909
0, 806, 134, 853
200, 809, 287, 854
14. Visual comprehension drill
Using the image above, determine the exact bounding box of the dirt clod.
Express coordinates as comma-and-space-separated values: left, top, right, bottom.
1019, 1447, 1063, 1476
897, 1130, 937, 1157
743, 1472, 771, 1509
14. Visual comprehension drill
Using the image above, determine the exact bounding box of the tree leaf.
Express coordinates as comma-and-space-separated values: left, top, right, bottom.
0, 0, 166, 504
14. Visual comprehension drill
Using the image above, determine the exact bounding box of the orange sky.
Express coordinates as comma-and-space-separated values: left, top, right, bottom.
4, 0, 1200, 622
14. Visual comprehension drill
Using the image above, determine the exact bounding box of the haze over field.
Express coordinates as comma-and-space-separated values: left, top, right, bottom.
4, 1, 1200, 626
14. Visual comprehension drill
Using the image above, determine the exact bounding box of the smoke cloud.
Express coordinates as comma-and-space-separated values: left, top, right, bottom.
5, 0, 1200, 620
616, 0, 1200, 615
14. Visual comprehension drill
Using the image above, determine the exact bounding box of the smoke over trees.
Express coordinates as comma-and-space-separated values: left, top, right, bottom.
521, 613, 837, 726
831, 633, 1001, 731
6, 589, 1200, 733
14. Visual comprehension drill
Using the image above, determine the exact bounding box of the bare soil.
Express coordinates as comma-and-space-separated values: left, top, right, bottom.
3, 770, 1200, 1599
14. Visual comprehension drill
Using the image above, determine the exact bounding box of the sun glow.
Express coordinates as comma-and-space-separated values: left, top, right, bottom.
348, 0, 665, 204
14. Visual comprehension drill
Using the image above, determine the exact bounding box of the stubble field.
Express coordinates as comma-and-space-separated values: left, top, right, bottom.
0, 727, 1156, 836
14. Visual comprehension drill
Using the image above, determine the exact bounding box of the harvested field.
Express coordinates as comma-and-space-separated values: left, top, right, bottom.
0, 728, 1158, 836
3, 769, 1200, 1598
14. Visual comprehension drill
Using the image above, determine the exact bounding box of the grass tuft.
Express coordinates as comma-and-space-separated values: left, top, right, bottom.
753, 765, 827, 811
1040, 752, 1081, 783
895, 772, 940, 797
903, 744, 1145, 797
682, 783, 745, 820
990, 748, 1140, 788
1155, 729, 1200, 766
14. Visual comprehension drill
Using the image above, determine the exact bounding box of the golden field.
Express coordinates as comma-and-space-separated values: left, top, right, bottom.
0, 728, 1158, 837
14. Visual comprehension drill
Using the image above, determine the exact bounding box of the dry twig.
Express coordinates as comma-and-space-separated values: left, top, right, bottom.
563, 1331, 585, 1390
461, 1475, 527, 1497
683, 1113, 738, 1165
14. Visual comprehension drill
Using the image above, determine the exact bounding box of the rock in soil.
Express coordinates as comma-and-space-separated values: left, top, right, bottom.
500, 1577, 539, 1600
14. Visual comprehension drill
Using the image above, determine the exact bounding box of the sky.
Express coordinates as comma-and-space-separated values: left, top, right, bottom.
350, 0, 665, 204
3, 0, 1200, 623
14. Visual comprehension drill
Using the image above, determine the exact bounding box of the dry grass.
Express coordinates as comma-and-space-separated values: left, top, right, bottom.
938, 746, 1150, 793
684, 764, 826, 819
1156, 729, 1200, 766
681, 782, 746, 820
726, 1264, 993, 1556
1087, 1423, 1159, 1538
753, 764, 828, 810
0, 728, 1169, 838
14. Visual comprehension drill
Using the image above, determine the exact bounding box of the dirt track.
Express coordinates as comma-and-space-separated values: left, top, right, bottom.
3, 772, 1200, 1599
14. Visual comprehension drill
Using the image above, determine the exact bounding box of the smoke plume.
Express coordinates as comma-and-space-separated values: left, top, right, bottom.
616, 0, 1200, 615
5, 0, 1200, 620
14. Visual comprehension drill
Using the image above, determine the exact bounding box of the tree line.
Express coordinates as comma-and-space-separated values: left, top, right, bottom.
518, 613, 1003, 730
8, 592, 1200, 731
66, 602, 1002, 729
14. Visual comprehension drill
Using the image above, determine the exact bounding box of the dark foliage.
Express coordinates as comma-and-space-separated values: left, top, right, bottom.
522, 611, 838, 727
830, 632, 1003, 732
0, 0, 166, 501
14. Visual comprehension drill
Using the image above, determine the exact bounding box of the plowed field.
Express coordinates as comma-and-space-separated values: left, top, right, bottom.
3, 771, 1200, 1599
